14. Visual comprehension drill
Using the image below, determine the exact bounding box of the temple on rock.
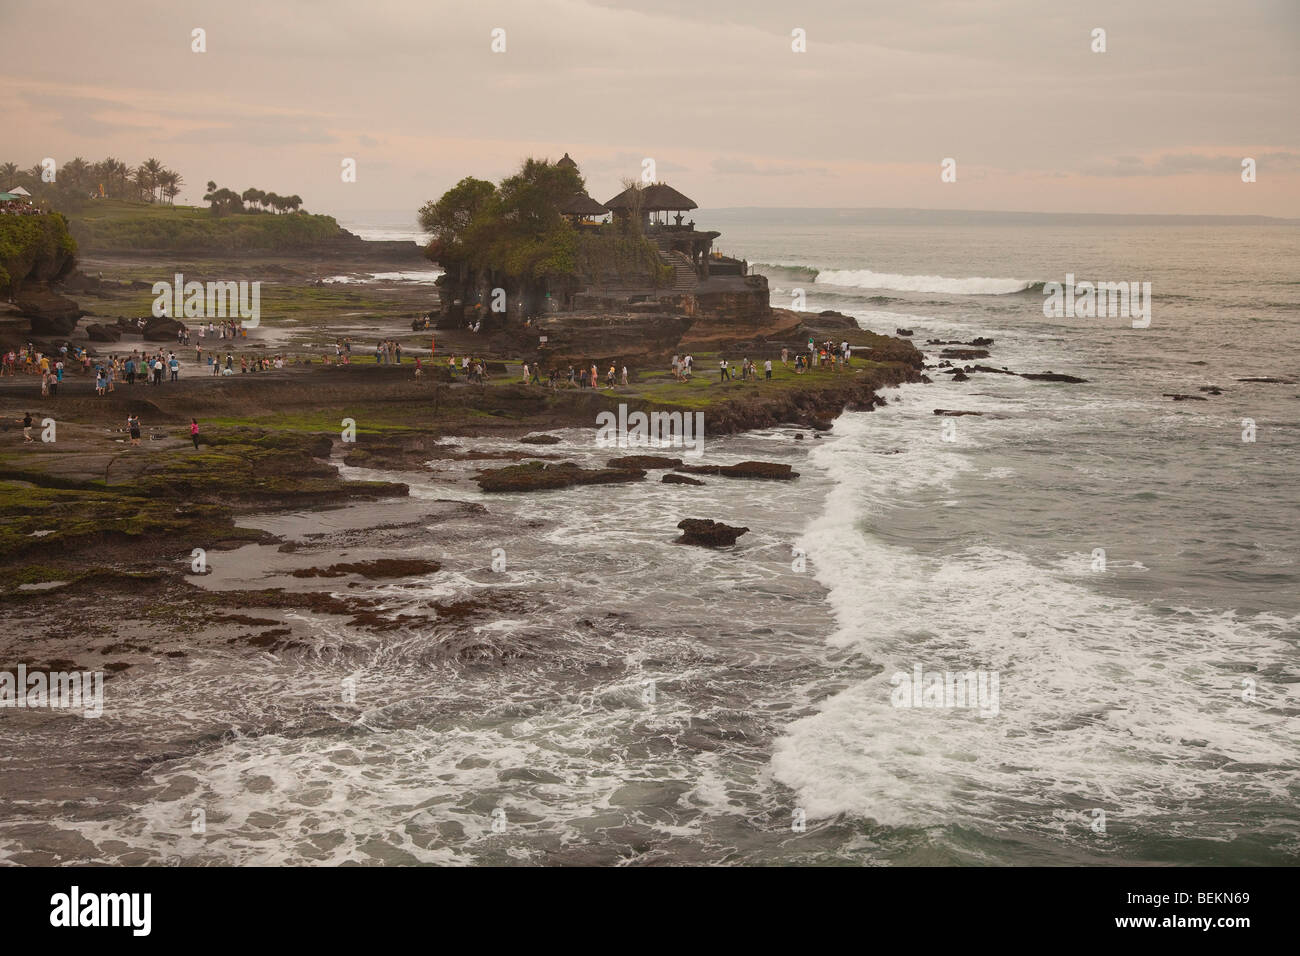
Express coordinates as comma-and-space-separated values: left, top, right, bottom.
429, 152, 769, 330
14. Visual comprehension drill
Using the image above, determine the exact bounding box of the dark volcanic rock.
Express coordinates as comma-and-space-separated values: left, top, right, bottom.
519, 434, 563, 445
813, 310, 859, 329
608, 455, 684, 470
14, 284, 88, 336
1162, 393, 1208, 401
950, 369, 970, 381
1022, 371, 1087, 383
290, 558, 442, 579
142, 315, 186, 339
939, 348, 990, 360
675, 518, 749, 547
662, 474, 704, 485
969, 365, 1018, 375
933, 409, 983, 416
675, 460, 798, 480
895, 328, 914, 336
475, 461, 645, 492
85, 323, 123, 342
1237, 377, 1296, 384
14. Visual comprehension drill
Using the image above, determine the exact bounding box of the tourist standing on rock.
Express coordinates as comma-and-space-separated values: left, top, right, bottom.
17, 412, 34, 443
719, 359, 729, 382
94, 366, 106, 396
190, 418, 200, 450
127, 414, 141, 447
169, 353, 180, 382
672, 355, 681, 381
521, 362, 530, 383
225, 353, 233, 372
621, 365, 628, 386
781, 347, 789, 367
764, 358, 773, 380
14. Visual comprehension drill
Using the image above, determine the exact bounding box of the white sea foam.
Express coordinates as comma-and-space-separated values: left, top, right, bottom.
775, 393, 1299, 838
816, 269, 1038, 295
321, 270, 443, 285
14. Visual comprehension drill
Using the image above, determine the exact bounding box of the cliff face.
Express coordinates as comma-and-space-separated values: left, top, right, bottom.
0, 213, 78, 296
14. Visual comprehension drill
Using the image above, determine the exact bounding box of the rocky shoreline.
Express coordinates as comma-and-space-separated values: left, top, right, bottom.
0, 234, 1114, 697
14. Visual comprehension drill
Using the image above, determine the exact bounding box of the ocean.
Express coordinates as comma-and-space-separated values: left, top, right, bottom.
3, 210, 1295, 866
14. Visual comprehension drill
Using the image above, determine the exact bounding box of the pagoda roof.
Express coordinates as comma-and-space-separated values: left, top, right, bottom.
604, 182, 698, 212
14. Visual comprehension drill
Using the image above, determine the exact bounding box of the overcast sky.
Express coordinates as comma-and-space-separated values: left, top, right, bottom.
2, 0, 1297, 219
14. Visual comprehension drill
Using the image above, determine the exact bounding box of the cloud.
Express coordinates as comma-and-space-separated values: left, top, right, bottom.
711, 157, 827, 177
1084, 151, 1300, 177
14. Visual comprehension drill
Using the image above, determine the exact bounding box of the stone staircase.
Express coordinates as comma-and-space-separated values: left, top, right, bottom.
657, 249, 699, 291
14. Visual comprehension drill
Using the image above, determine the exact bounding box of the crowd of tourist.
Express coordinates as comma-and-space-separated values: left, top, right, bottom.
0, 198, 43, 216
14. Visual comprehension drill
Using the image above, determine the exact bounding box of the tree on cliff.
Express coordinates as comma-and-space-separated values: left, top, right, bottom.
418, 158, 584, 323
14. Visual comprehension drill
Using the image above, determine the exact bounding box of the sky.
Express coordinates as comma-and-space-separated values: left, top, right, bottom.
2, 0, 1298, 220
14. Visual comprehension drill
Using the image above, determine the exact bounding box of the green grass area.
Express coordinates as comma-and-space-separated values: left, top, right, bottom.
66, 200, 345, 254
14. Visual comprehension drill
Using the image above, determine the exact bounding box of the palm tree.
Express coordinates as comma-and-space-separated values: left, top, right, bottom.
287, 194, 303, 212
133, 166, 153, 202
159, 170, 183, 205
100, 157, 128, 197
139, 158, 164, 202
1, 161, 18, 186
264, 191, 282, 213
62, 157, 91, 195
242, 187, 261, 211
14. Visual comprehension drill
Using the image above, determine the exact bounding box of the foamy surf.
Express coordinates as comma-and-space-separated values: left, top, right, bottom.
775, 392, 1299, 855
816, 269, 1039, 295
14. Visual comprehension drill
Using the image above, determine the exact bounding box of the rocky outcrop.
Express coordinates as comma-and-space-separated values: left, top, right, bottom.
289, 558, 442, 579
475, 460, 645, 492
608, 455, 683, 470
663, 474, 703, 485
1162, 393, 1208, 401
676, 518, 749, 547
933, 409, 983, 416
85, 323, 123, 342
13, 284, 88, 337
939, 348, 990, 360
675, 460, 798, 480
142, 316, 187, 339
1021, 371, 1087, 383
519, 434, 562, 445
